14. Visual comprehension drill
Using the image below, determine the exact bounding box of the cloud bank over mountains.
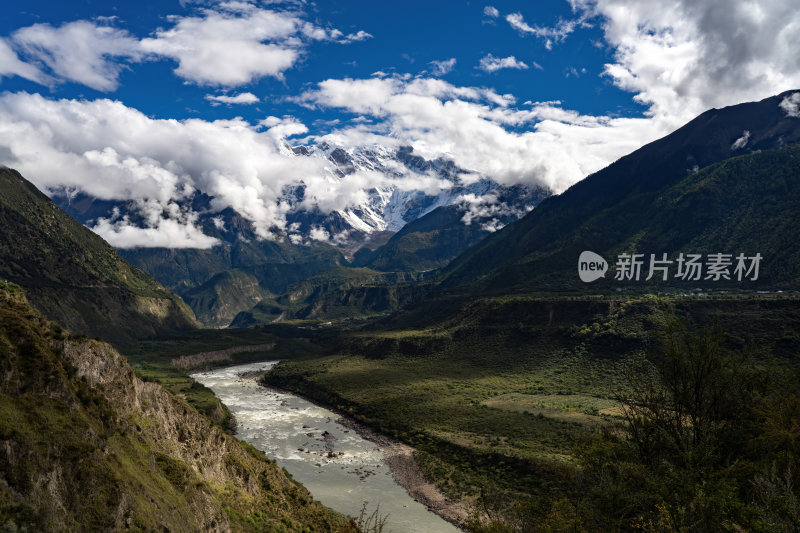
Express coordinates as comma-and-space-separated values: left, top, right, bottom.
0, 0, 799, 248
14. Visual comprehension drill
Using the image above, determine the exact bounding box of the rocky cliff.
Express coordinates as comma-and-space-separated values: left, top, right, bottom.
0, 282, 355, 532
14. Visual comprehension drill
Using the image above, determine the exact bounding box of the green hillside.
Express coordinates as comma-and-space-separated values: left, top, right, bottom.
231, 267, 430, 326
0, 168, 197, 343
120, 234, 345, 327
446, 145, 800, 294
121, 239, 344, 294
0, 282, 356, 532
354, 205, 494, 272
181, 269, 274, 327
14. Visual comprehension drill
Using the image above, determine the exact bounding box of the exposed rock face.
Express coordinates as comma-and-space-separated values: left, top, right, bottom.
0, 284, 355, 532
171, 342, 276, 370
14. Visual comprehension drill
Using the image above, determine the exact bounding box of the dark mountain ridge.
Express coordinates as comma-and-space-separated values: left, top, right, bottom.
438, 90, 800, 294
0, 168, 198, 342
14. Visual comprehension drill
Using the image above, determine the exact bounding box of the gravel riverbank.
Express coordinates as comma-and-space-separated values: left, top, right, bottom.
333, 415, 471, 528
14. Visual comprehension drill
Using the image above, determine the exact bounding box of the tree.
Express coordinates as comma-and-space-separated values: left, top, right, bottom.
618, 320, 762, 471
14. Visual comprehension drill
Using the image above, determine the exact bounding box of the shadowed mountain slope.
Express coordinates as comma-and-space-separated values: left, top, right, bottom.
0, 167, 198, 342
439, 90, 800, 294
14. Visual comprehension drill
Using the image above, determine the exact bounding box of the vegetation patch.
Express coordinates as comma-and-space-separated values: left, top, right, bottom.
266, 294, 800, 531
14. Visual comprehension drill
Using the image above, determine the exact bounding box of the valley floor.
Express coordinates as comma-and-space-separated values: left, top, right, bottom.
262, 293, 800, 531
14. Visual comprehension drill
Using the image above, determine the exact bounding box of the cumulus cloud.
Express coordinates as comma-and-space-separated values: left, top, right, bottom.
0, 92, 331, 246
139, 7, 301, 85
478, 54, 529, 73
205, 92, 260, 105
1, 3, 371, 90
484, 6, 500, 18
573, 0, 800, 120
259, 115, 308, 139
11, 21, 142, 91
299, 74, 673, 193
780, 92, 800, 118
138, 4, 371, 86
429, 57, 456, 76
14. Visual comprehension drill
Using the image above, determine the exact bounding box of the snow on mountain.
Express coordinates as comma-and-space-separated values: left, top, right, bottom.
282, 142, 541, 243
53, 141, 550, 250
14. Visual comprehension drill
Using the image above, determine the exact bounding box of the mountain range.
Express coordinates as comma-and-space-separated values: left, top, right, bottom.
53, 144, 549, 327
10, 90, 800, 332
227, 90, 800, 328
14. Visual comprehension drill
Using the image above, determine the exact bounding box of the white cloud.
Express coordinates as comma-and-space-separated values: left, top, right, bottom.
2, 4, 371, 90
572, 0, 800, 120
505, 12, 537, 33
211, 216, 226, 230
0, 39, 50, 84
478, 54, 529, 73
297, 77, 398, 115
730, 130, 750, 150
506, 12, 584, 49
429, 57, 457, 76
137, 4, 372, 87
459, 191, 533, 232
299, 74, 672, 193
92, 202, 220, 249
139, 7, 301, 86
11, 21, 142, 91
339, 30, 373, 43
565, 66, 586, 78
308, 226, 330, 241
780, 92, 800, 118
259, 115, 308, 139
484, 6, 500, 18
205, 92, 260, 105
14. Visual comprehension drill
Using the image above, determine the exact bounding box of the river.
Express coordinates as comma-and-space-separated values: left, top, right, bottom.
191, 361, 463, 533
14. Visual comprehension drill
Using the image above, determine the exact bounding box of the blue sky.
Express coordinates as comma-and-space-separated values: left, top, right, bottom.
0, 0, 798, 248
0, 0, 646, 126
